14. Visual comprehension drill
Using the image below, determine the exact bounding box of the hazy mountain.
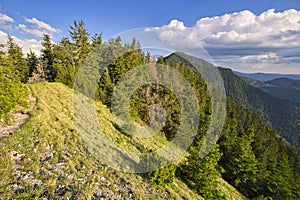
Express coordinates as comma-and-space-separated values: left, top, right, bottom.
234, 71, 300, 82
239, 77, 300, 104
266, 78, 300, 89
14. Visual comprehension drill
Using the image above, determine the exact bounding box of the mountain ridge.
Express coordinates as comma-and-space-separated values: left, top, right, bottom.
234, 71, 300, 81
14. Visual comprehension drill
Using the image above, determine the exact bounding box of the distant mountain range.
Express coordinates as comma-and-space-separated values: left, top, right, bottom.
234, 71, 300, 82
237, 76, 300, 104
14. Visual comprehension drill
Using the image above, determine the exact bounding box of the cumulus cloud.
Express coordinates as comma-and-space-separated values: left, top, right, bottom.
0, 30, 8, 44
146, 9, 300, 73
0, 13, 14, 29
13, 37, 42, 56
0, 30, 42, 56
0, 14, 59, 56
16, 17, 60, 38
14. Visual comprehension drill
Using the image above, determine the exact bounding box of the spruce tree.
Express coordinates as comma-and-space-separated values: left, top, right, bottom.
69, 20, 90, 66
6, 36, 28, 82
41, 34, 55, 81
26, 50, 38, 78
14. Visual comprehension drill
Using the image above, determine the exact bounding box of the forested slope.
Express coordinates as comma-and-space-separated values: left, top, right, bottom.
219, 68, 300, 146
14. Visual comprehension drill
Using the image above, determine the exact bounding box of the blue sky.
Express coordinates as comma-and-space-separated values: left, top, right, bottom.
1, 0, 300, 73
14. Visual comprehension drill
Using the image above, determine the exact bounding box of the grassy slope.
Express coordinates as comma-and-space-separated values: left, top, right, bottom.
0, 82, 245, 199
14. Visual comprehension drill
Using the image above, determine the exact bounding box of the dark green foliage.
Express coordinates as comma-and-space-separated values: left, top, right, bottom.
97, 38, 144, 104
164, 53, 300, 199
0, 37, 29, 117
0, 75, 28, 117
141, 152, 176, 186
40, 21, 93, 87
41, 34, 56, 81
219, 102, 258, 196
219, 97, 300, 199
6, 36, 28, 83
52, 38, 76, 87
163, 53, 223, 199
177, 145, 224, 199
69, 20, 90, 66
26, 50, 38, 78
91, 33, 103, 48
145, 52, 151, 63
219, 67, 300, 146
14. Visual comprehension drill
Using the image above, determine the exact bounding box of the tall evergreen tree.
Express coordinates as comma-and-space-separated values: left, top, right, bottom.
26, 50, 39, 78
69, 20, 90, 66
41, 34, 55, 81
178, 145, 224, 199
0, 38, 28, 117
52, 38, 76, 87
6, 36, 28, 82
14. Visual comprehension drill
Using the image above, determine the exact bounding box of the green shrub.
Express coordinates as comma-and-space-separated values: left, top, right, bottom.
140, 152, 176, 186
0, 75, 28, 117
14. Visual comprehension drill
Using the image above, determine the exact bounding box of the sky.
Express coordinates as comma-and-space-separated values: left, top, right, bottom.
0, 0, 300, 73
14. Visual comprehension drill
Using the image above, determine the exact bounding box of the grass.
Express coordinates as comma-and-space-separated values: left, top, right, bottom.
0, 82, 247, 199
217, 178, 247, 200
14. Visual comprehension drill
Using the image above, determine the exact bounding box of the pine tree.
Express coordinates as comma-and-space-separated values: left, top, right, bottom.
178, 145, 224, 199
6, 35, 28, 82
52, 38, 76, 87
92, 33, 102, 48
229, 126, 258, 196
69, 20, 90, 66
41, 34, 55, 81
0, 38, 28, 116
26, 50, 38, 78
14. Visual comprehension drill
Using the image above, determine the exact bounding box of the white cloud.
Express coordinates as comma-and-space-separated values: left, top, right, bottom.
13, 37, 42, 56
0, 15, 59, 56
0, 13, 14, 29
241, 52, 279, 64
0, 30, 8, 44
16, 17, 60, 38
25, 17, 60, 34
16, 24, 45, 38
145, 9, 300, 73
0, 30, 42, 56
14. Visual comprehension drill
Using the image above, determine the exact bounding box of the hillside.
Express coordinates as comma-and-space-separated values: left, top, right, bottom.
266, 78, 300, 89
238, 76, 300, 104
219, 68, 300, 146
261, 78, 300, 103
164, 52, 300, 146
0, 82, 246, 199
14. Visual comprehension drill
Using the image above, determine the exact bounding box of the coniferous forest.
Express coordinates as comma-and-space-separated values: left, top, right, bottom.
0, 20, 300, 199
